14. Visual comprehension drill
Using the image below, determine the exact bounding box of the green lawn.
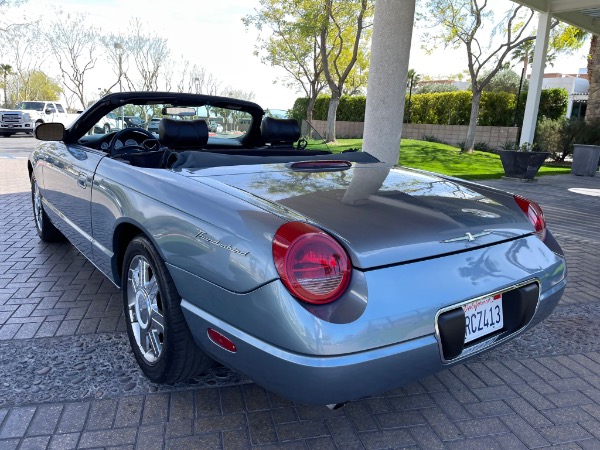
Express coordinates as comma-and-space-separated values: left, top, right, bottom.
311, 138, 570, 180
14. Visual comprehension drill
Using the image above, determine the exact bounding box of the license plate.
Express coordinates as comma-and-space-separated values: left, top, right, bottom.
462, 294, 503, 343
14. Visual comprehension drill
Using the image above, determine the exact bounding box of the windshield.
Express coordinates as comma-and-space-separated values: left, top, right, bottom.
17, 102, 45, 111
88, 102, 253, 140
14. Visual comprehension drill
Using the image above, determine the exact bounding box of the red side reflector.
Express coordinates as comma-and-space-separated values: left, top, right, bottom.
207, 329, 237, 353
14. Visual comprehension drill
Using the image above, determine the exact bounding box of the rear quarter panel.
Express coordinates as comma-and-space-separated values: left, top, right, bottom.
91, 158, 283, 291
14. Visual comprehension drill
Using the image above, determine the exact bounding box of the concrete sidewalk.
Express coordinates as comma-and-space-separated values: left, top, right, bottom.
0, 159, 599, 449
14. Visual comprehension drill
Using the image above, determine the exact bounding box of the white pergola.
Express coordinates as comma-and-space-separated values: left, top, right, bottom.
363, 0, 600, 165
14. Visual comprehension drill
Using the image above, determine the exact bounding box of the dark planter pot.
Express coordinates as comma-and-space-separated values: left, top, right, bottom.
571, 144, 600, 177
499, 151, 549, 180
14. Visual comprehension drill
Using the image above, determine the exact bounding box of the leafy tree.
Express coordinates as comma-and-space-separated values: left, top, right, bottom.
415, 83, 459, 94
407, 69, 421, 89
511, 39, 557, 71
17, 69, 61, 101
100, 34, 128, 93
122, 18, 170, 92
481, 68, 526, 95
535, 117, 600, 161
45, 11, 99, 109
1, 24, 49, 107
0, 63, 12, 107
405, 69, 420, 123
423, 1, 587, 153
0, 0, 29, 34
243, 0, 327, 126
422, 0, 540, 152
221, 88, 255, 130
320, 0, 373, 142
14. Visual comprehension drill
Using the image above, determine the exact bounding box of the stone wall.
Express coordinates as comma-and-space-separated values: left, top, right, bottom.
309, 120, 519, 150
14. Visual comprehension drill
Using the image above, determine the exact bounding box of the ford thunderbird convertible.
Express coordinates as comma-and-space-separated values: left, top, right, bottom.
29, 92, 566, 406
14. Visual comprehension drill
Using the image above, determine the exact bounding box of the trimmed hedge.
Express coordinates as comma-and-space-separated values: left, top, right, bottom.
290, 88, 568, 126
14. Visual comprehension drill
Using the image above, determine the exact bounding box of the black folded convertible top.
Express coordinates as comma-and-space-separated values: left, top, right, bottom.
170, 151, 380, 170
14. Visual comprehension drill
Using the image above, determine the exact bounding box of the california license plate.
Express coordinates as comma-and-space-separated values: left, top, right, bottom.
462, 294, 503, 344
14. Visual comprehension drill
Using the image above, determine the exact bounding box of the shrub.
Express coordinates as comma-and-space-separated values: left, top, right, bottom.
535, 117, 565, 159
421, 134, 447, 144
473, 141, 495, 153
499, 140, 519, 150
534, 117, 600, 161
289, 98, 309, 121
291, 87, 569, 127
479, 92, 516, 126
407, 91, 471, 125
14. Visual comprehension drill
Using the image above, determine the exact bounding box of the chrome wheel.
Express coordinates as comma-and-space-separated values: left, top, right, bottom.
33, 179, 43, 232
126, 255, 164, 364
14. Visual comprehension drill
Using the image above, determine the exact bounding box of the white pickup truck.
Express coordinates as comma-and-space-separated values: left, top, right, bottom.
0, 101, 78, 137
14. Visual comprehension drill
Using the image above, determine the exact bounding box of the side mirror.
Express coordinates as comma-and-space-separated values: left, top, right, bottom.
44, 108, 53, 115
35, 122, 65, 141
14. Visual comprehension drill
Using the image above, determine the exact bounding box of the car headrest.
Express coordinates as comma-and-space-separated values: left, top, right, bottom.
260, 117, 300, 147
158, 118, 208, 149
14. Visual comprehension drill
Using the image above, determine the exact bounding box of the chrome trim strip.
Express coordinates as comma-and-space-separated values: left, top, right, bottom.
91, 239, 113, 259
434, 278, 541, 364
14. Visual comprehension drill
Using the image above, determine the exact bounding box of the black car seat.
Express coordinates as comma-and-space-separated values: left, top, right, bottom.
159, 118, 209, 149
158, 118, 209, 168
260, 117, 301, 148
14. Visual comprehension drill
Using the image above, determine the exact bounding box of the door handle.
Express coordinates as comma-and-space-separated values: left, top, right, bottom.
77, 173, 87, 189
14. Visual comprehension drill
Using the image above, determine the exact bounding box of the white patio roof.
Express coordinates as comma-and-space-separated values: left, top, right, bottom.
513, 0, 600, 34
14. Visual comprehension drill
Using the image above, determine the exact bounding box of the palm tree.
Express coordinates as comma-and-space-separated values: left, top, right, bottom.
586, 35, 599, 123
0, 64, 13, 108
405, 69, 420, 123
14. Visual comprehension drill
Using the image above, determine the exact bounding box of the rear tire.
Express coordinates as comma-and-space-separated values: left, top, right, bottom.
31, 175, 65, 242
122, 236, 212, 383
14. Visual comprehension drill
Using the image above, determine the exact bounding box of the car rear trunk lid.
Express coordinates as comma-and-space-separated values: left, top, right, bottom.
186, 163, 536, 269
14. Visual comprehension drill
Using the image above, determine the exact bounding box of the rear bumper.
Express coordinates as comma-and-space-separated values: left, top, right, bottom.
181, 277, 565, 405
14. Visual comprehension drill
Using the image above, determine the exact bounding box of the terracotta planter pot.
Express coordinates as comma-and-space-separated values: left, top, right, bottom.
499, 151, 549, 180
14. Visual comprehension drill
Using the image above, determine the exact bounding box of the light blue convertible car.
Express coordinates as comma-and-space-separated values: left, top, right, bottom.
29, 92, 566, 406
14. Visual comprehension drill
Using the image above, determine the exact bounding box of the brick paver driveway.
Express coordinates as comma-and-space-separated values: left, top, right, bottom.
1, 142, 599, 449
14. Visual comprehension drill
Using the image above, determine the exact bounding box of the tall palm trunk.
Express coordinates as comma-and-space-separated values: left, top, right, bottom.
586, 35, 599, 123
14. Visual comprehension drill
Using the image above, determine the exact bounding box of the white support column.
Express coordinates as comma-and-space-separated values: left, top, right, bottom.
520, 10, 552, 147
362, 0, 416, 165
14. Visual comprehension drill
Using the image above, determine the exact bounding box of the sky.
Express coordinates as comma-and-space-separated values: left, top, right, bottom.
3, 0, 592, 110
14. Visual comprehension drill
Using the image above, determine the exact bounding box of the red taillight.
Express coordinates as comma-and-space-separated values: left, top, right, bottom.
273, 222, 352, 305
514, 195, 546, 241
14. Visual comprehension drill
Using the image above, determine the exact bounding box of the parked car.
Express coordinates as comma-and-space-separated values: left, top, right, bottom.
29, 92, 566, 406
207, 119, 223, 133
94, 112, 122, 134
147, 117, 161, 134
1, 101, 75, 137
124, 116, 146, 128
